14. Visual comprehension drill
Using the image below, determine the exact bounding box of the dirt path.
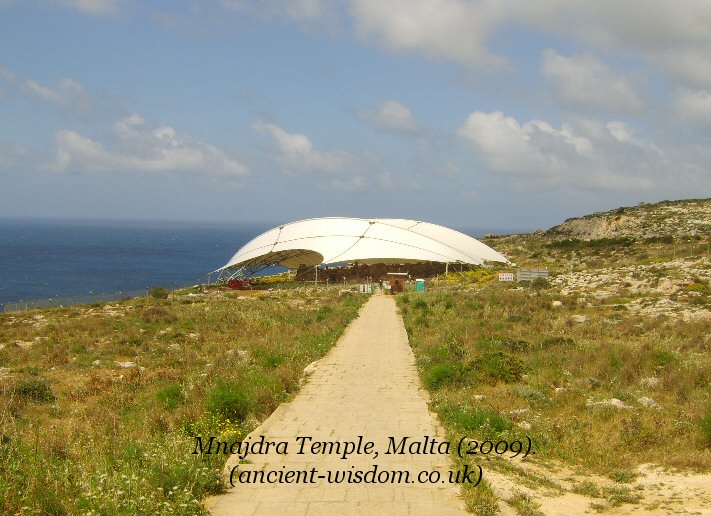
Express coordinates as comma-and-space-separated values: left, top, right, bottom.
206, 293, 467, 515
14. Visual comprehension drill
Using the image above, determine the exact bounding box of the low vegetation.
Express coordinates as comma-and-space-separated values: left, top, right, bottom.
401, 284, 711, 472
398, 198, 711, 513
0, 287, 366, 514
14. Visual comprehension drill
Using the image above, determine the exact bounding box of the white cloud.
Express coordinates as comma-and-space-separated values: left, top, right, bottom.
457, 110, 673, 191
542, 50, 644, 112
0, 65, 92, 114
350, 0, 508, 69
254, 121, 368, 190
255, 121, 351, 173
676, 90, 711, 125
344, 2, 711, 90
59, 0, 118, 15
458, 111, 542, 172
213, 1, 711, 90
357, 100, 419, 133
525, 2, 711, 51
22, 77, 92, 113
46, 114, 249, 177
526, 2, 711, 90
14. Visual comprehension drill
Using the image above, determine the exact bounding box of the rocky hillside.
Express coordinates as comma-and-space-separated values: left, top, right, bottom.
547, 198, 710, 239
484, 197, 711, 322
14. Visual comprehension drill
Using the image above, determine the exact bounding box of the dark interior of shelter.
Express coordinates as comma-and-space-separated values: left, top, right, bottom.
294, 262, 452, 283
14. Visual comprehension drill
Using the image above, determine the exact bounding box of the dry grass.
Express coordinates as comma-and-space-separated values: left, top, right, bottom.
0, 286, 367, 514
400, 284, 711, 474
399, 224, 710, 512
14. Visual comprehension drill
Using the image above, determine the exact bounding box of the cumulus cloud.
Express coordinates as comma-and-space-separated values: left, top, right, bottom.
254, 121, 366, 189
524, 2, 711, 90
542, 50, 644, 112
45, 114, 249, 177
457, 110, 672, 191
356, 100, 419, 133
349, 0, 509, 69
525, 2, 711, 51
254, 121, 370, 190
0, 65, 92, 114
59, 0, 118, 15
346, 2, 711, 91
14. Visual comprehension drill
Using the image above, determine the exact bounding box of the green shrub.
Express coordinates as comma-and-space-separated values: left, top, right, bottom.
652, 349, 676, 367
424, 363, 463, 389
610, 469, 637, 483
470, 352, 526, 384
603, 486, 642, 506
13, 378, 55, 403
531, 277, 550, 290
645, 235, 674, 244
207, 378, 255, 422
441, 405, 511, 434
609, 352, 624, 370
439, 295, 455, 309
261, 354, 285, 369
539, 336, 575, 348
413, 298, 428, 310
156, 383, 185, 410
686, 282, 708, 293
573, 480, 600, 497
315, 305, 333, 321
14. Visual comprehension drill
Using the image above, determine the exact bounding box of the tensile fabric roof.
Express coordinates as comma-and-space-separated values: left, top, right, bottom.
218, 218, 509, 272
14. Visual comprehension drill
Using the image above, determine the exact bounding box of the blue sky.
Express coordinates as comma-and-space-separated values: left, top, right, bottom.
1, 1, 710, 230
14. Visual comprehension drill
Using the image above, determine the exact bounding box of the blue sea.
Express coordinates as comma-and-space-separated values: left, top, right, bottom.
0, 219, 270, 309
0, 219, 528, 309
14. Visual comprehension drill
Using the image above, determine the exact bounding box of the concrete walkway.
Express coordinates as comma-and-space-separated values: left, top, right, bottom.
207, 294, 466, 515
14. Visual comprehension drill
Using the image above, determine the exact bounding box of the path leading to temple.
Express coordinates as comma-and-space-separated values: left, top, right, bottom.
207, 293, 466, 515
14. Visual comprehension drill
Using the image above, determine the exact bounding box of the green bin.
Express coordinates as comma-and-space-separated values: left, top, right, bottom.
415, 279, 425, 292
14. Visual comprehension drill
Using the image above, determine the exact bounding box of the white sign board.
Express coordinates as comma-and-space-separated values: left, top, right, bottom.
499, 273, 514, 282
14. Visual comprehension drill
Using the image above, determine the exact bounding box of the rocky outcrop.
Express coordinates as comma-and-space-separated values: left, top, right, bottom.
548, 198, 710, 239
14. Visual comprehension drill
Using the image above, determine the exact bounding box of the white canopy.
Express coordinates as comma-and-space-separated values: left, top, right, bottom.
218, 217, 509, 272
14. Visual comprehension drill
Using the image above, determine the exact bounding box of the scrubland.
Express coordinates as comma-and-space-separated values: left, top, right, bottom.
0, 287, 365, 514
399, 201, 711, 514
